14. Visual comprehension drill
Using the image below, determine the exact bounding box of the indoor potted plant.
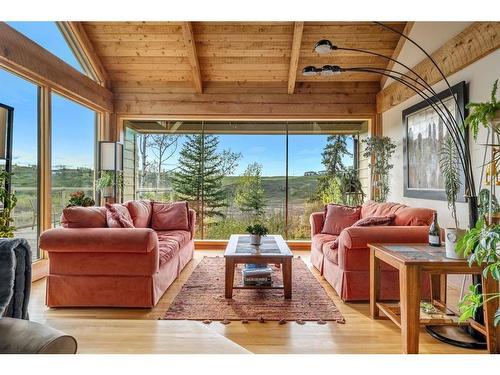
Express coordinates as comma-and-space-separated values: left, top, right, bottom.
439, 136, 466, 258
361, 136, 396, 202
67, 190, 95, 207
338, 168, 365, 206
457, 78, 500, 326
246, 223, 269, 246
96, 170, 115, 198
456, 219, 500, 326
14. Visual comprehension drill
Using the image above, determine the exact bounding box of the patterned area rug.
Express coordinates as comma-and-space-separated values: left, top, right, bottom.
162, 256, 345, 323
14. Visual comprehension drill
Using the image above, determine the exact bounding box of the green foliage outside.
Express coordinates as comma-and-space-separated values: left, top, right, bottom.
171, 135, 230, 220
0, 171, 17, 238
234, 162, 265, 217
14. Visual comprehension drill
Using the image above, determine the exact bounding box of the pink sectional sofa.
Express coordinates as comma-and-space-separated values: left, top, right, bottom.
40, 200, 195, 308
310, 200, 433, 301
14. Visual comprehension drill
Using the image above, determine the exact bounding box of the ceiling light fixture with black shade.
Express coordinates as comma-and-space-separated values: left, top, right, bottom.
303, 21, 485, 349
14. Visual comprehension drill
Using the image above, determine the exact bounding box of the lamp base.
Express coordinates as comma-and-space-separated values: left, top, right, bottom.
425, 325, 486, 349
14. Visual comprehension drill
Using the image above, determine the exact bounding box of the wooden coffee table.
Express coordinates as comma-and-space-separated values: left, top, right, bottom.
224, 234, 293, 299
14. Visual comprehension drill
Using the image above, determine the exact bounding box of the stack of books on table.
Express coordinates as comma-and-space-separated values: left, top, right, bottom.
242, 263, 272, 286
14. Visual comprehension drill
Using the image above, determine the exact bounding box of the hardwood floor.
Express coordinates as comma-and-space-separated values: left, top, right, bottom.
29, 250, 486, 354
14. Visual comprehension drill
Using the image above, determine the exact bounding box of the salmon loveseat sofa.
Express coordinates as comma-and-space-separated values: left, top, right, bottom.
40, 200, 195, 308
310, 200, 433, 301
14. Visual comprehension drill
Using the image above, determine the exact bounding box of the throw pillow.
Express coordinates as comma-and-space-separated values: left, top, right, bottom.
151, 201, 190, 231
352, 214, 396, 227
60, 206, 107, 228
321, 204, 361, 235
105, 203, 135, 228
125, 199, 152, 228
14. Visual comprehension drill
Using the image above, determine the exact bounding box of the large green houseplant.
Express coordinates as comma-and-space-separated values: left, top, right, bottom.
96, 170, 123, 198
361, 136, 396, 202
457, 79, 500, 326
321, 168, 365, 206
0, 171, 17, 238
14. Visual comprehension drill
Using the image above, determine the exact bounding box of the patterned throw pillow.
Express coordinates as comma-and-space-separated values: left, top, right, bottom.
105, 203, 135, 228
352, 214, 396, 227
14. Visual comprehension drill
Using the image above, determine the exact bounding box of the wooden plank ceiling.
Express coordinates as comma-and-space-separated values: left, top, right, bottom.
82, 21, 406, 95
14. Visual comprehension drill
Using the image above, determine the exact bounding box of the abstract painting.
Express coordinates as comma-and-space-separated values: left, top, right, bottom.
402, 82, 467, 201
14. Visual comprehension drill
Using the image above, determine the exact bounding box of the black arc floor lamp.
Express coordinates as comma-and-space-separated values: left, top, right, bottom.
303, 22, 486, 348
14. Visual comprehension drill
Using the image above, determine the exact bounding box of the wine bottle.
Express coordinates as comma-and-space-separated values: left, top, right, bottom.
428, 212, 441, 247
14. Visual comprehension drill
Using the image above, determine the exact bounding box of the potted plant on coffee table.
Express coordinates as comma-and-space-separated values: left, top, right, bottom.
246, 223, 269, 246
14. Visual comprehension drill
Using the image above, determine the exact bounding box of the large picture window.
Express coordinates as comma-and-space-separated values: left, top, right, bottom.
51, 93, 97, 227
126, 120, 365, 241
0, 68, 40, 260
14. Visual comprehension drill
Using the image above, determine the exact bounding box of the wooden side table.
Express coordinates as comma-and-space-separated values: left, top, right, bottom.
369, 243, 500, 354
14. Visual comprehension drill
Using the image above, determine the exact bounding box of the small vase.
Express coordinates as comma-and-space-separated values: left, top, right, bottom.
250, 234, 261, 246
445, 228, 466, 259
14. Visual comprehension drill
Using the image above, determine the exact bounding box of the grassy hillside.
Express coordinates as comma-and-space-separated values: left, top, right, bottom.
222, 175, 318, 209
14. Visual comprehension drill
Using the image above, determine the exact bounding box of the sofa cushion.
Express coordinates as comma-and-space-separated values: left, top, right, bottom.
353, 214, 395, 227
60, 206, 107, 228
125, 200, 152, 228
312, 233, 337, 254
393, 207, 434, 226
151, 201, 190, 231
321, 204, 361, 235
323, 241, 338, 264
105, 203, 135, 228
360, 200, 407, 219
156, 230, 191, 266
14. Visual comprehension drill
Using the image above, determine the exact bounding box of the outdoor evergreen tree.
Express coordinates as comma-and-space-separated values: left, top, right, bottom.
314, 135, 352, 201
234, 162, 266, 216
321, 135, 352, 175
171, 134, 228, 219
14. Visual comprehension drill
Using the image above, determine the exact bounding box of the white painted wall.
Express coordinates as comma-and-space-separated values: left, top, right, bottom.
382, 23, 500, 230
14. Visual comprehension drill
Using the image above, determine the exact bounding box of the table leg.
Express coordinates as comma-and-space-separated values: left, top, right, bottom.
283, 258, 292, 299
225, 258, 235, 299
399, 265, 421, 354
430, 273, 447, 305
370, 248, 380, 318
482, 273, 500, 353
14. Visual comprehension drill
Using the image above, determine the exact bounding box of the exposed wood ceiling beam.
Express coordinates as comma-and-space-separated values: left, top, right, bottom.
181, 22, 203, 94
0, 22, 113, 112
379, 22, 414, 88
377, 22, 500, 113
114, 91, 376, 117
287, 22, 304, 94
58, 22, 110, 88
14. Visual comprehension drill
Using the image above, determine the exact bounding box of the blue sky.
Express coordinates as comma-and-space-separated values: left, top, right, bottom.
1, 22, 95, 169
152, 133, 354, 177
